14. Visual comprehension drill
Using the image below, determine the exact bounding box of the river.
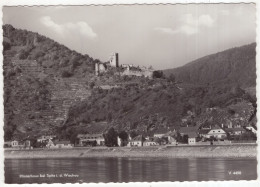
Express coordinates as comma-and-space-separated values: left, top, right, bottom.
5, 157, 257, 183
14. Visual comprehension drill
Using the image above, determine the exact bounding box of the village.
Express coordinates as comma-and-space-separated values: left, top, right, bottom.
4, 117, 257, 150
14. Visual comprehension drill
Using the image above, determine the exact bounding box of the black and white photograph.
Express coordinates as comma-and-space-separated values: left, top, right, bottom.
1, 0, 258, 185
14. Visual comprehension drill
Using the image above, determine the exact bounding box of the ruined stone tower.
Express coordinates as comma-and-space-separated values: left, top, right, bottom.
95, 62, 107, 76
109, 53, 119, 67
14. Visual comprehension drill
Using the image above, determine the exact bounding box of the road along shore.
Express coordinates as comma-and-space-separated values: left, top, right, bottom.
4, 144, 257, 159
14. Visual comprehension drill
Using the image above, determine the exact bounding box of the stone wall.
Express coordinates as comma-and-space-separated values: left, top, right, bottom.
122, 69, 153, 78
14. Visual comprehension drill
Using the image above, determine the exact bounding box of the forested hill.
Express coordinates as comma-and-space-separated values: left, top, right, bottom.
163, 43, 256, 88
3, 24, 100, 77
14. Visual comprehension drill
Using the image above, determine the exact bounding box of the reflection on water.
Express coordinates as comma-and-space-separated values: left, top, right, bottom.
5, 157, 257, 183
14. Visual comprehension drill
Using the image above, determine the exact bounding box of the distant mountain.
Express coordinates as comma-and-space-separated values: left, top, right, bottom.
163, 43, 256, 88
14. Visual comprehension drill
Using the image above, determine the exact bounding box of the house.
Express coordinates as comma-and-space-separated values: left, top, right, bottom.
143, 140, 159, 146
179, 126, 198, 145
37, 135, 56, 143
198, 129, 210, 138
163, 131, 178, 145
11, 140, 19, 147
47, 140, 73, 149
77, 133, 105, 146
153, 128, 169, 138
127, 135, 143, 147
204, 126, 227, 139
179, 126, 198, 137
225, 127, 246, 136
246, 125, 257, 134
188, 132, 197, 145
11, 140, 31, 149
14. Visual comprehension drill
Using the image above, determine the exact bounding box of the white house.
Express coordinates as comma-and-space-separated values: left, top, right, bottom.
188, 132, 197, 145
143, 140, 159, 146
47, 140, 73, 149
127, 135, 143, 147
188, 137, 196, 145
11, 140, 19, 147
37, 135, 56, 143
205, 126, 227, 139
77, 133, 105, 146
11, 140, 31, 149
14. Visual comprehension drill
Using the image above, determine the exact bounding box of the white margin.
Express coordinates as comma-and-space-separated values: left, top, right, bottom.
0, 0, 259, 187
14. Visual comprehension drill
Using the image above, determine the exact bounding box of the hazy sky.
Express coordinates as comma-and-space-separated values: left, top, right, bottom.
3, 4, 256, 70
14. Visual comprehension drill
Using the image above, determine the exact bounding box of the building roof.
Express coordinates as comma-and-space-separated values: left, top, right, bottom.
179, 126, 198, 134
187, 132, 198, 138
153, 128, 169, 135
225, 127, 246, 132
199, 129, 210, 134
163, 131, 177, 137
129, 135, 143, 142
211, 125, 223, 130
77, 133, 104, 139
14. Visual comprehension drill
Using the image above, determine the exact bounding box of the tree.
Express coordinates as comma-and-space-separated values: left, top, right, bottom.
182, 135, 189, 143
28, 137, 38, 148
61, 70, 72, 78
118, 131, 128, 141
18, 49, 29, 59
239, 131, 256, 141
130, 131, 138, 139
152, 71, 164, 79
89, 82, 95, 89
3, 39, 11, 51
118, 130, 128, 146
104, 127, 118, 147
107, 112, 113, 122
167, 73, 176, 83
70, 132, 79, 145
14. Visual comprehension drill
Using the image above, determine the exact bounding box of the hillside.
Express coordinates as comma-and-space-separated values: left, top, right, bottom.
3, 24, 100, 141
3, 25, 257, 142
163, 43, 256, 89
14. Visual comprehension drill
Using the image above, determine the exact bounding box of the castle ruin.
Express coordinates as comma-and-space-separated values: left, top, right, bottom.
95, 62, 107, 76
109, 53, 119, 67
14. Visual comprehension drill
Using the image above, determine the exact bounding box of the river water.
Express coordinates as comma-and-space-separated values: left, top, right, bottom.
5, 157, 257, 183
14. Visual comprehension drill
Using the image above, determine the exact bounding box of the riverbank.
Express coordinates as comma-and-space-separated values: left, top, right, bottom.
4, 144, 257, 159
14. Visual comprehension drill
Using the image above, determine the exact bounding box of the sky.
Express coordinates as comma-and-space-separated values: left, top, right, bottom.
3, 4, 256, 70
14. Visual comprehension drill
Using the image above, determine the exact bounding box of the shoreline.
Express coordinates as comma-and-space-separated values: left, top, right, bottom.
4, 144, 257, 159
